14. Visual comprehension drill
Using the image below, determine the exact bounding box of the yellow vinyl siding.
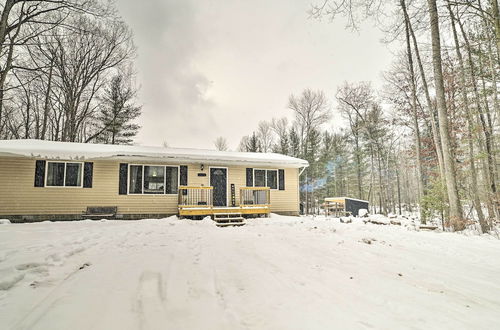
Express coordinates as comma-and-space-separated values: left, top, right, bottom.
0, 157, 178, 215
225, 167, 299, 213
0, 158, 300, 216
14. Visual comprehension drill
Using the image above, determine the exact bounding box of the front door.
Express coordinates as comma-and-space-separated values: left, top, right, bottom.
210, 167, 227, 207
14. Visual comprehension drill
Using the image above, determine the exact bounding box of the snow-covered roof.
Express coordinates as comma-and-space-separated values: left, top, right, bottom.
325, 197, 369, 203
0, 139, 309, 168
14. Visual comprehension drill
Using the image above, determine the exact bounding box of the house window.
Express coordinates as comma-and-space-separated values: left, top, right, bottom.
165, 167, 178, 194
254, 169, 266, 187
267, 170, 277, 189
253, 169, 278, 189
144, 166, 164, 194
46, 162, 83, 187
66, 163, 83, 186
129, 165, 143, 194
128, 165, 178, 194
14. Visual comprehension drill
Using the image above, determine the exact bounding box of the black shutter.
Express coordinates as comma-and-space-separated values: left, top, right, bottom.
246, 168, 253, 187
83, 162, 93, 188
34, 160, 46, 187
119, 163, 128, 195
180, 165, 188, 185
180, 165, 188, 195
278, 169, 285, 190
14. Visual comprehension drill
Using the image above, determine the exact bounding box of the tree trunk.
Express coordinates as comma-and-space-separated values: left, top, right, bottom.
447, 1, 489, 232
402, 3, 426, 223
455, 13, 498, 224
377, 148, 385, 215
426, 0, 464, 229
402, 0, 449, 220
355, 135, 363, 200
41, 60, 54, 140
491, 0, 500, 57
0, 0, 15, 56
396, 165, 402, 215
478, 0, 499, 128
477, 44, 499, 222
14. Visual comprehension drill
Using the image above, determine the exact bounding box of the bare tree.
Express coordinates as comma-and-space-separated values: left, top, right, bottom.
238, 132, 261, 152
401, 0, 426, 223
426, 0, 464, 229
257, 120, 274, 153
336, 82, 373, 199
214, 136, 229, 151
237, 135, 249, 152
445, 1, 488, 232
288, 89, 331, 154
271, 117, 290, 154
42, 14, 135, 142
0, 0, 105, 136
308, 0, 497, 230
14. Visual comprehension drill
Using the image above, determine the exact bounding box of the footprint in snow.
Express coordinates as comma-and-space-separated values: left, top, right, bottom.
0, 272, 25, 291
64, 247, 85, 258
30, 279, 55, 289
360, 238, 377, 245
79, 262, 91, 270
15, 262, 49, 271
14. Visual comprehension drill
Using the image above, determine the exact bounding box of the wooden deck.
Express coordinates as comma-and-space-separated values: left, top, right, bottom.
178, 205, 270, 217
178, 186, 271, 217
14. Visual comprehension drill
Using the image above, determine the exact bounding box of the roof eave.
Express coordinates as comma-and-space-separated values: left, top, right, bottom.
0, 151, 309, 168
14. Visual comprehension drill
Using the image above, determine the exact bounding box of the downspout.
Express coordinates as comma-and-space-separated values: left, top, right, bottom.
299, 165, 308, 215
299, 166, 307, 176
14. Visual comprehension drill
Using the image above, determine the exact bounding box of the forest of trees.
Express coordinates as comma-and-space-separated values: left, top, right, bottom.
1, 1, 498, 233
0, 0, 141, 144
238, 0, 499, 232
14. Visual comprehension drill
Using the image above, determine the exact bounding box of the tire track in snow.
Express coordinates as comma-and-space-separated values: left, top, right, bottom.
134, 271, 168, 330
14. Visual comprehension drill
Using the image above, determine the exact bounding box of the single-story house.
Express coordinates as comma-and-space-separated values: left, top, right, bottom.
0, 139, 308, 222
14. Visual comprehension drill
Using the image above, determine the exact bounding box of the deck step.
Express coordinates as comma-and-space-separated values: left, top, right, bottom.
214, 217, 244, 223
213, 212, 245, 226
213, 212, 242, 217
213, 213, 243, 220
216, 221, 246, 227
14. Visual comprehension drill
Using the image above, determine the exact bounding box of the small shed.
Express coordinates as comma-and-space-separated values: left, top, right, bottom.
324, 197, 369, 217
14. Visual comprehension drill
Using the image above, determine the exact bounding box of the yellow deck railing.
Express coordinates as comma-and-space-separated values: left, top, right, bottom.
240, 187, 271, 207
178, 186, 213, 207
178, 186, 271, 208
178, 186, 271, 217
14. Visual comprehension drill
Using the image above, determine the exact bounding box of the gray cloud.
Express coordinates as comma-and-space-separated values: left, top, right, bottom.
116, 0, 394, 149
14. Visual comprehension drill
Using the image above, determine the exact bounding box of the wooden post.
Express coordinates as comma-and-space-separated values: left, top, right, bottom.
231, 184, 236, 207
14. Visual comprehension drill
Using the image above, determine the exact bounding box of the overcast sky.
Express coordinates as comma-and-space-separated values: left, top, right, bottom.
116, 0, 394, 150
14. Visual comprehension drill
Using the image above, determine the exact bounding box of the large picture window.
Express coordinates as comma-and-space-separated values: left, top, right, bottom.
128, 165, 178, 194
253, 169, 278, 189
46, 162, 83, 187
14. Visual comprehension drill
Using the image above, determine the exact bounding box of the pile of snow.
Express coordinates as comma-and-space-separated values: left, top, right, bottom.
0, 269, 24, 290
358, 208, 369, 217
0, 219, 11, 224
365, 214, 391, 225
0, 215, 499, 329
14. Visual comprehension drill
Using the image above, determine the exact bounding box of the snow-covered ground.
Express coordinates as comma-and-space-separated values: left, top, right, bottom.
1, 215, 499, 330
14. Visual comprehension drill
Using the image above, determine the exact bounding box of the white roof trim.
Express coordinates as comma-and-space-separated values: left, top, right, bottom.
0, 139, 309, 168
